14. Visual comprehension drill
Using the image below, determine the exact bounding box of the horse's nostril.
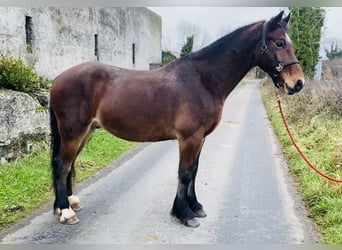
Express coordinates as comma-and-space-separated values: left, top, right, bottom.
295, 79, 304, 92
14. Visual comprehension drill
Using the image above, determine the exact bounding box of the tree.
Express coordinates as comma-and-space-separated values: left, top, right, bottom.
162, 51, 177, 64
288, 7, 325, 78
325, 42, 342, 60
180, 35, 194, 57
177, 21, 212, 52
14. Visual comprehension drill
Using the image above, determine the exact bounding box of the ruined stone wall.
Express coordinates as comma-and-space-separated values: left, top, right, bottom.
0, 90, 49, 163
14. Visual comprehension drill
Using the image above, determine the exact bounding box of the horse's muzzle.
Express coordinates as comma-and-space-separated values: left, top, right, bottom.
286, 79, 304, 95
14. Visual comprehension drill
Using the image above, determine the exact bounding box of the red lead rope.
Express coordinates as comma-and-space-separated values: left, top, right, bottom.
277, 99, 342, 183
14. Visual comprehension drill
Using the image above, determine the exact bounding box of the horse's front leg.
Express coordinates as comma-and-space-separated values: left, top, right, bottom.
187, 156, 207, 218
172, 135, 205, 228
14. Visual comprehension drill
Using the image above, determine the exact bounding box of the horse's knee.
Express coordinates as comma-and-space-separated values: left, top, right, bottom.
68, 194, 82, 212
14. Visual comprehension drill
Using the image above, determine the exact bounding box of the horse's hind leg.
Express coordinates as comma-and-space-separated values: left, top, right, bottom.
65, 127, 96, 213
54, 124, 96, 225
53, 140, 82, 224
67, 168, 82, 212
172, 135, 205, 228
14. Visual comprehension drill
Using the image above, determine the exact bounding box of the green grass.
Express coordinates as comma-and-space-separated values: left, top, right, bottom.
0, 129, 135, 231
261, 79, 342, 243
75, 130, 135, 182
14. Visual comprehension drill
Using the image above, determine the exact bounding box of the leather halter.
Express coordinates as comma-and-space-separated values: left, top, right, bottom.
260, 21, 299, 87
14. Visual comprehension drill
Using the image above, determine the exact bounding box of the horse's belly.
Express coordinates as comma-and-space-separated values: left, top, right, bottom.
98, 83, 178, 142
99, 115, 176, 142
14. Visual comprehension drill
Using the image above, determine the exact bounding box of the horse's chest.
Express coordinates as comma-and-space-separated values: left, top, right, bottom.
203, 108, 222, 135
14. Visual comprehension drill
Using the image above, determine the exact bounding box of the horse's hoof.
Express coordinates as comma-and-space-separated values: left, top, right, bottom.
71, 203, 82, 212
61, 215, 80, 225
68, 195, 82, 212
59, 208, 80, 225
183, 218, 200, 228
54, 208, 61, 216
193, 208, 207, 218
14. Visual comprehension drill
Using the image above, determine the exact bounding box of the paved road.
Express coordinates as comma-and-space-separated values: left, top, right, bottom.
0, 80, 320, 244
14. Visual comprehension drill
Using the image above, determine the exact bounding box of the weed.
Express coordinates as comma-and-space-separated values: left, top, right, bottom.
262, 78, 342, 243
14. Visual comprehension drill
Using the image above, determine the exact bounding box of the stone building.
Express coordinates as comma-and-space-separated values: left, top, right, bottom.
0, 7, 162, 78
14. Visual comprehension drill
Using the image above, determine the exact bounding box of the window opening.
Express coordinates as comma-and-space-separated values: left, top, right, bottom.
132, 43, 136, 65
25, 16, 33, 53
94, 34, 99, 61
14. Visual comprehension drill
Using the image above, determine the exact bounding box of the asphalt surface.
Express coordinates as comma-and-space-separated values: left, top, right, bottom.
0, 80, 320, 244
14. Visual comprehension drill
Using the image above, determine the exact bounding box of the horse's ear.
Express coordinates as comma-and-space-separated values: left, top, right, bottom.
282, 13, 291, 24
267, 11, 284, 31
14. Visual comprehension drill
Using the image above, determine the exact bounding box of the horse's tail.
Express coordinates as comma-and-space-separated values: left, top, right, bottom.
50, 105, 61, 194
50, 105, 76, 196
50, 105, 60, 161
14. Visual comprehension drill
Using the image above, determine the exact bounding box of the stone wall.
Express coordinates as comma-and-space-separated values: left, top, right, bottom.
0, 7, 162, 78
0, 90, 49, 164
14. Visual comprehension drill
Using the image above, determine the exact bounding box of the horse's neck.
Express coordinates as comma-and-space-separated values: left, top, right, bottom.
191, 22, 262, 100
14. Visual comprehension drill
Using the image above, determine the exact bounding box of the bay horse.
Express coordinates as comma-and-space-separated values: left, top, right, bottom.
50, 11, 304, 228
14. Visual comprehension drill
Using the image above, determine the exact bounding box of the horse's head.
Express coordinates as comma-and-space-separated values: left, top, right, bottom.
258, 11, 305, 95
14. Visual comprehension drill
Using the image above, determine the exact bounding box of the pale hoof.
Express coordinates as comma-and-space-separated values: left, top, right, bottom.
54, 208, 61, 216
193, 208, 207, 218
62, 215, 80, 225
71, 204, 82, 212
183, 218, 200, 228
68, 195, 82, 212
59, 208, 80, 225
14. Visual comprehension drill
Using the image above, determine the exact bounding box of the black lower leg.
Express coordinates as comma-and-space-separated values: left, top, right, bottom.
188, 179, 202, 210
187, 158, 206, 217
52, 156, 70, 211
55, 181, 69, 211
66, 162, 75, 196
171, 168, 195, 221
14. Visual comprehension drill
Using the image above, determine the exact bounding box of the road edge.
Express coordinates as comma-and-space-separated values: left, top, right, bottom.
0, 142, 150, 241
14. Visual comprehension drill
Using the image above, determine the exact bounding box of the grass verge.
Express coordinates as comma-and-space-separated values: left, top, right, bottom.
261, 79, 342, 243
0, 129, 135, 231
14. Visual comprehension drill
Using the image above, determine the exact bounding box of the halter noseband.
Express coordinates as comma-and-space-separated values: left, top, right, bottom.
260, 22, 299, 86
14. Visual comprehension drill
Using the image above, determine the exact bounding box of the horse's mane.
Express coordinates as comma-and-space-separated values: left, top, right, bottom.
191, 21, 264, 60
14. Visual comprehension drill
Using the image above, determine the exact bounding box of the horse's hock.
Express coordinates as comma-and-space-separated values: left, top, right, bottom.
0, 90, 49, 164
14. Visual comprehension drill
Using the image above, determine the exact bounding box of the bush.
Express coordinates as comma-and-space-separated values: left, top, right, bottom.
262, 78, 342, 243
262, 78, 342, 121
162, 51, 177, 64
282, 80, 342, 121
0, 56, 40, 93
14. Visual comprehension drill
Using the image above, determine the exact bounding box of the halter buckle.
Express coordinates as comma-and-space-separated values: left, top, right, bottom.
275, 63, 283, 72
261, 44, 267, 53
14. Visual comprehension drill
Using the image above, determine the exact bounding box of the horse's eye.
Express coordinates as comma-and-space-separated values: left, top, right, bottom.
274, 39, 285, 49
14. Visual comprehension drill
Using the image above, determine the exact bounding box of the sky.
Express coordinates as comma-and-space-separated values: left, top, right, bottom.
149, 7, 342, 54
